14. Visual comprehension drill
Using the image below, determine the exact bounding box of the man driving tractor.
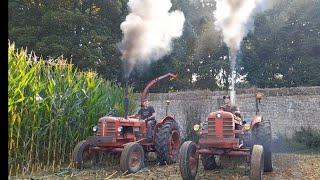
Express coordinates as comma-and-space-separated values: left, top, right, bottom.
220, 95, 242, 118
129, 99, 156, 142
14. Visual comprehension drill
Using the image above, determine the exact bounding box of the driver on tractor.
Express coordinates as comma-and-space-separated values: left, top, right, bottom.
129, 99, 156, 142
219, 95, 242, 130
220, 95, 242, 118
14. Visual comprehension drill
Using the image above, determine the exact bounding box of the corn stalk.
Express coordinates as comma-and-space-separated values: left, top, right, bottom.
8, 41, 137, 176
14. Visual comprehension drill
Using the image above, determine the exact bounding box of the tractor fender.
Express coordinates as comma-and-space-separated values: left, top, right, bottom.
251, 115, 263, 128
154, 116, 176, 135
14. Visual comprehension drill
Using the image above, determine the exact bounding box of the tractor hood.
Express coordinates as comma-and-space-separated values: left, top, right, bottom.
208, 110, 234, 119
95, 116, 144, 137
99, 116, 143, 124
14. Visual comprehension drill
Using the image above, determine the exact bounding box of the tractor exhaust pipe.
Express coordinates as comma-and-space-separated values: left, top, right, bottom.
124, 77, 129, 119
255, 97, 260, 116
123, 59, 131, 119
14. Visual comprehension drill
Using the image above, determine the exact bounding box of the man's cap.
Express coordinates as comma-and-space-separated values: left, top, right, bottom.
223, 95, 230, 99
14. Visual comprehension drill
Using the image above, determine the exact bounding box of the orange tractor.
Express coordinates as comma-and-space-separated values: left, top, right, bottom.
73, 73, 181, 173
179, 93, 273, 180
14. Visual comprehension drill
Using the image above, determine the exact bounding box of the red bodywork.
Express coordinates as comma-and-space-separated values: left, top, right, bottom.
196, 101, 262, 162
140, 73, 177, 106
199, 111, 241, 149
251, 115, 263, 127
86, 73, 178, 153
197, 110, 251, 161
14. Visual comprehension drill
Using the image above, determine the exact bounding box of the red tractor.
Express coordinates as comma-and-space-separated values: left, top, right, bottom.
179, 93, 273, 180
73, 73, 181, 173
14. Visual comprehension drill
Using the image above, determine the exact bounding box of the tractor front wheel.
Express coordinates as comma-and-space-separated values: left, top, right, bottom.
155, 120, 181, 164
250, 144, 264, 180
120, 142, 144, 174
72, 140, 98, 169
179, 141, 199, 180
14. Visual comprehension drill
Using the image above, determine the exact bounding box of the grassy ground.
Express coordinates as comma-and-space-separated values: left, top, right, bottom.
10, 140, 320, 180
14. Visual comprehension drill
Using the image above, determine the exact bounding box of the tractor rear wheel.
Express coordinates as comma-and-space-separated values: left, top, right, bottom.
155, 120, 181, 165
179, 141, 199, 180
250, 144, 264, 180
252, 119, 273, 172
72, 140, 98, 169
120, 142, 144, 174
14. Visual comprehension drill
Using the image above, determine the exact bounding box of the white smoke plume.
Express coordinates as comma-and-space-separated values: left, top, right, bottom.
119, 0, 185, 78
213, 0, 271, 105
213, 0, 269, 70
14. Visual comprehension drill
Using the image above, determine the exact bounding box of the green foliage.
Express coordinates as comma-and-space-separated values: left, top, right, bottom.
240, 0, 320, 88
181, 131, 200, 144
8, 41, 137, 175
169, 0, 231, 91
8, 0, 126, 83
8, 0, 320, 91
180, 102, 206, 144
293, 126, 320, 148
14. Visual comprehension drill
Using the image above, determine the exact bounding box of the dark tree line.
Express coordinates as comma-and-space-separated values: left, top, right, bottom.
240, 0, 320, 88
9, 0, 320, 92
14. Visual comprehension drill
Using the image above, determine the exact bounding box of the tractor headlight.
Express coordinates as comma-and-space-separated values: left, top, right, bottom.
193, 124, 200, 132
92, 126, 97, 132
117, 126, 123, 132
244, 124, 251, 131
216, 113, 222, 118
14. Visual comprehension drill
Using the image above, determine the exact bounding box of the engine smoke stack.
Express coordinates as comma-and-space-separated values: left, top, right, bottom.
124, 77, 129, 119
230, 70, 236, 106
229, 50, 237, 106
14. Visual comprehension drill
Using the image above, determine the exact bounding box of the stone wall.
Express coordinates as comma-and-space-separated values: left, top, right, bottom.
133, 86, 320, 139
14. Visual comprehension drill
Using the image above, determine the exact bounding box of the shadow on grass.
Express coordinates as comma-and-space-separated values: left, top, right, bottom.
272, 136, 320, 154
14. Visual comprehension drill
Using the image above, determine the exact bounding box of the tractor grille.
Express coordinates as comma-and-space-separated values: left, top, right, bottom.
97, 121, 116, 136
207, 117, 234, 138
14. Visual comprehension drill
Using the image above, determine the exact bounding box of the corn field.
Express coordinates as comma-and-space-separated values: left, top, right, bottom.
8, 41, 137, 177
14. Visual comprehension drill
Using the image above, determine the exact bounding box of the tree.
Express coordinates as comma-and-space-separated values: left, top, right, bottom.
240, 0, 320, 87
9, 0, 128, 83
168, 0, 232, 91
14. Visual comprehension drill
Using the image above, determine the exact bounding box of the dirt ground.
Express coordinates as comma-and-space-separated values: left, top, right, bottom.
10, 142, 320, 180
